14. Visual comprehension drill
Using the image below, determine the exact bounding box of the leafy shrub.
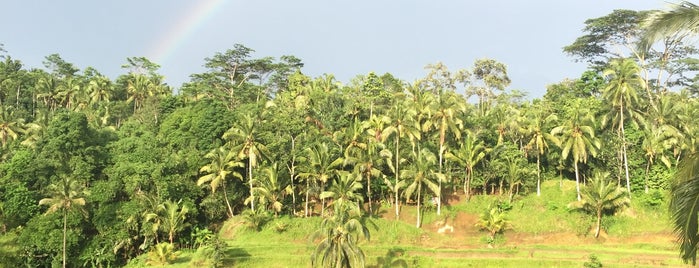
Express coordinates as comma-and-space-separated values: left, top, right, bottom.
583, 254, 603, 268
636, 189, 665, 208
146, 242, 179, 265
242, 208, 271, 231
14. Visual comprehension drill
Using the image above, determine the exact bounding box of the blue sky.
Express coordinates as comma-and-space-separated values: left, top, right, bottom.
1, 1, 665, 98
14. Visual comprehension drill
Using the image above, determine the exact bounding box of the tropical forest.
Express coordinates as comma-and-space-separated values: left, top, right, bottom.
4, 2, 699, 268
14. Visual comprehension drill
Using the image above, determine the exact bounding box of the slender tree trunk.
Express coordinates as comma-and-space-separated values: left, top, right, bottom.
466, 168, 472, 201
416, 183, 422, 228
62, 210, 67, 268
290, 136, 297, 215
620, 103, 631, 198
395, 131, 401, 219
367, 171, 372, 215
574, 161, 581, 201
595, 210, 602, 238
305, 178, 310, 217
222, 180, 234, 218
437, 140, 443, 216
645, 157, 651, 194
536, 154, 541, 197
248, 157, 255, 211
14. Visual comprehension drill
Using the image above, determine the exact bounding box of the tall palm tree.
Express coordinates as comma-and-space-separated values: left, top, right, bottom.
383, 94, 421, 219
523, 103, 557, 196
445, 130, 487, 201
38, 176, 88, 268
298, 142, 343, 217
550, 104, 601, 201
429, 90, 464, 215
602, 58, 645, 195
223, 113, 268, 211
198, 146, 244, 218
571, 172, 630, 238
402, 148, 444, 228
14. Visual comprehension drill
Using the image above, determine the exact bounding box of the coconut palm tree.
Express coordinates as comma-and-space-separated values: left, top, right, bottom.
198, 146, 244, 218
445, 130, 487, 201
429, 89, 464, 215
570, 172, 630, 238
158, 200, 189, 244
523, 102, 558, 196
402, 148, 444, 228
320, 171, 364, 213
223, 113, 268, 211
670, 151, 699, 264
38, 176, 88, 268
383, 93, 421, 219
602, 58, 645, 195
641, 1, 699, 48
311, 199, 370, 268
250, 162, 289, 217
550, 103, 601, 201
298, 142, 343, 217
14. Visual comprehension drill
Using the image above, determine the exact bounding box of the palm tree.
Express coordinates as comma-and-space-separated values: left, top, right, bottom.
670, 151, 699, 264
523, 103, 557, 196
570, 172, 630, 238
445, 130, 487, 201
641, 1, 699, 49
383, 94, 421, 219
250, 162, 289, 217
38, 176, 88, 268
550, 104, 601, 201
320, 171, 364, 213
475, 207, 511, 244
298, 142, 343, 217
402, 148, 444, 228
602, 58, 644, 195
0, 107, 22, 148
198, 146, 244, 218
311, 201, 370, 268
158, 200, 189, 244
223, 113, 268, 211
642, 124, 677, 192
429, 90, 464, 215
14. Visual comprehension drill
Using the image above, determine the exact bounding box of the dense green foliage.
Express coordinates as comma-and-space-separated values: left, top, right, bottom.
2, 3, 699, 266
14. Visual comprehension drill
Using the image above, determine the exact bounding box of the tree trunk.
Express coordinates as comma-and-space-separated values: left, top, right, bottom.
437, 141, 443, 216
536, 154, 541, 197
305, 178, 310, 217
621, 103, 632, 198
574, 161, 581, 201
645, 157, 651, 194
222, 180, 234, 218
595, 210, 602, 238
290, 136, 297, 215
416, 183, 422, 228
62, 210, 67, 268
248, 157, 255, 211
395, 132, 401, 220
367, 171, 372, 215
466, 168, 472, 201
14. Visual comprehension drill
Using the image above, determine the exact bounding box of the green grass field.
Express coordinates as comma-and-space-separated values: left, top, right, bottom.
123, 181, 686, 267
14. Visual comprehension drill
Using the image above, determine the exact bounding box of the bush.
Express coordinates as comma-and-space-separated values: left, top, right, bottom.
146, 242, 179, 265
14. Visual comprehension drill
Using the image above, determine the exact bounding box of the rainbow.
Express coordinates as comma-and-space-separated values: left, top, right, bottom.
147, 0, 227, 67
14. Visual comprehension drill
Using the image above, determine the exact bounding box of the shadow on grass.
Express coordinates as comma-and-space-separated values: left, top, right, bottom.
222, 247, 251, 266
368, 247, 408, 268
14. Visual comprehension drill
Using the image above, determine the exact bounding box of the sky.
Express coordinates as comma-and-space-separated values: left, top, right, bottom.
0, 0, 668, 98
